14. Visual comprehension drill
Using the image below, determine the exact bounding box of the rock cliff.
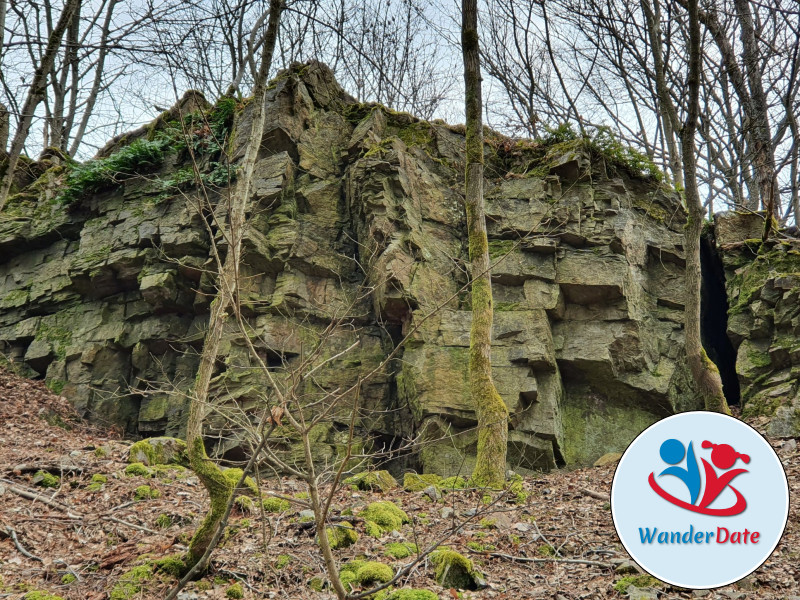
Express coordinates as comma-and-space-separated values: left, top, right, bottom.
0, 62, 709, 474
715, 212, 800, 438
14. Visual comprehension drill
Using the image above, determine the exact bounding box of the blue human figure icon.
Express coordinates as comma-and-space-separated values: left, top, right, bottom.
658, 438, 701, 505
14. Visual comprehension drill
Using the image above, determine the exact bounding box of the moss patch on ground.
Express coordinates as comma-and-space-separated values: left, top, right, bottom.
359, 501, 410, 537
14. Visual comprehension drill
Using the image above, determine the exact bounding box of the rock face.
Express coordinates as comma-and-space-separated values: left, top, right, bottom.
0, 62, 703, 473
716, 212, 800, 437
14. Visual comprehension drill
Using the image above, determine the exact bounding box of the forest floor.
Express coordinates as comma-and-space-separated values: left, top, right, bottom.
0, 367, 798, 600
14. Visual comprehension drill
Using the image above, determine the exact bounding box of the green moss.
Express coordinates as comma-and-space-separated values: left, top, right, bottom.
262, 496, 290, 513
33, 470, 59, 488
402, 473, 442, 492
125, 462, 153, 477
383, 590, 439, 600
308, 577, 325, 592
365, 520, 383, 538
134, 485, 160, 500
59, 137, 171, 206
155, 513, 172, 529
35, 322, 72, 360
22, 593, 65, 600
728, 247, 800, 315
196, 580, 212, 591
152, 464, 188, 479
359, 501, 410, 537
225, 583, 244, 599
222, 468, 259, 496
275, 554, 291, 569
488, 240, 516, 259
356, 561, 394, 586
234, 495, 254, 512
395, 122, 433, 148
439, 476, 467, 490
537, 544, 556, 556
109, 565, 153, 600
344, 470, 398, 492
187, 437, 235, 568
45, 379, 65, 394
326, 522, 359, 549
384, 542, 418, 559
466, 541, 496, 552
152, 555, 186, 577
128, 438, 188, 467
613, 574, 663, 593
94, 446, 109, 457
430, 549, 479, 590
747, 347, 772, 369
61, 573, 77, 585
479, 518, 496, 529
507, 474, 528, 504
494, 301, 520, 311
87, 473, 108, 492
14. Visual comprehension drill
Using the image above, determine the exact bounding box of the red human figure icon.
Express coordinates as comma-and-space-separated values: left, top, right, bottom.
698, 441, 750, 509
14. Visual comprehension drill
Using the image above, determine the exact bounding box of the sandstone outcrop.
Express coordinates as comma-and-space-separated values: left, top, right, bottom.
0, 62, 706, 473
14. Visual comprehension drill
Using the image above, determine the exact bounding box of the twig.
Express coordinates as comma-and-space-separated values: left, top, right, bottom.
3, 482, 82, 519
580, 487, 607, 500
102, 517, 159, 534
470, 550, 612, 569
6, 464, 85, 475
6, 526, 42, 562
297, 515, 361, 530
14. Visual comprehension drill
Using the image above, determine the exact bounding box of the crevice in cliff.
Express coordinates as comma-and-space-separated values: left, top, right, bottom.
700, 231, 740, 405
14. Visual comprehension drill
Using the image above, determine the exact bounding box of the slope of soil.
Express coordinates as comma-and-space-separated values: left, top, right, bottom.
0, 368, 797, 599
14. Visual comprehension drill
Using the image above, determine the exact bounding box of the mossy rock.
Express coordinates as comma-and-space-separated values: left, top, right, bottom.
344, 470, 398, 492
125, 462, 153, 477
128, 437, 189, 467
109, 565, 153, 600
402, 472, 442, 492
340, 560, 394, 588
262, 496, 290, 513
22, 593, 66, 600
384, 542, 418, 559
613, 574, 663, 593
134, 485, 160, 500
326, 522, 359, 549
430, 549, 480, 590
359, 501, 410, 537
32, 470, 59, 488
225, 583, 244, 599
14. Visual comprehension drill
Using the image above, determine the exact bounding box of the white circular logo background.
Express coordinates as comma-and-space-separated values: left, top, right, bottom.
611, 411, 789, 589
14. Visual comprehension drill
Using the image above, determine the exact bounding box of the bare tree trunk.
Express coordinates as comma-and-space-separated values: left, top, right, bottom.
640, 0, 683, 189
682, 0, 729, 415
733, 0, 779, 236
185, 0, 283, 569
0, 0, 80, 210
461, 0, 508, 488
68, 0, 117, 157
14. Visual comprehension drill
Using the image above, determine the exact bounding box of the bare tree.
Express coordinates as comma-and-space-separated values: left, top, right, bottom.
462, 0, 508, 488
681, 0, 729, 413
0, 0, 81, 211
184, 0, 283, 569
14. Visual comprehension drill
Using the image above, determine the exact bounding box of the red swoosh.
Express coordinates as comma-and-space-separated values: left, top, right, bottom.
648, 472, 747, 516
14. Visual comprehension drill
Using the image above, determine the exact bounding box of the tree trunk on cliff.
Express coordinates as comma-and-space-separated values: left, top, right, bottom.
681, 0, 729, 415
185, 0, 283, 570
0, 0, 80, 212
461, 0, 508, 488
